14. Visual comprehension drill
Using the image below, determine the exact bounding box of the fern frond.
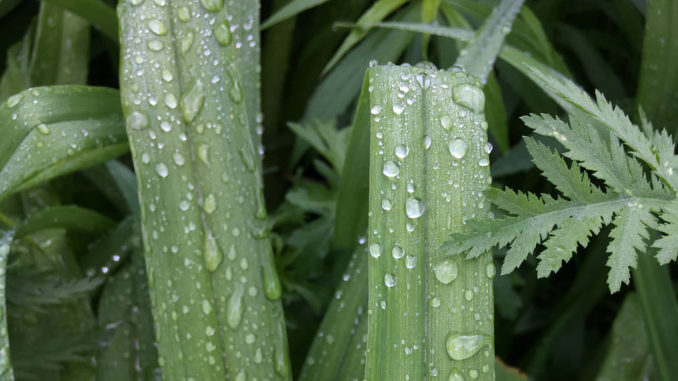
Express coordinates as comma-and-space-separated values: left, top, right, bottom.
653, 203, 678, 264
537, 215, 605, 277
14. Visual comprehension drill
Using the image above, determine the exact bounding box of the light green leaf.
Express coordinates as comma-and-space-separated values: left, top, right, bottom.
15, 205, 115, 238
42, 0, 117, 41
261, 0, 328, 30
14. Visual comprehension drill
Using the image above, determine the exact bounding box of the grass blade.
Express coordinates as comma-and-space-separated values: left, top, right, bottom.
261, 0, 328, 30
0, 86, 127, 203
15, 205, 114, 238
636, 0, 678, 132
366, 64, 494, 380
0, 229, 14, 381
118, 0, 290, 379
42, 0, 118, 41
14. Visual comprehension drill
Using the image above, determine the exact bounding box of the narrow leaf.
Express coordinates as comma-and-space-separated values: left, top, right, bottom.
261, 0, 328, 30
42, 0, 117, 41
15, 205, 115, 238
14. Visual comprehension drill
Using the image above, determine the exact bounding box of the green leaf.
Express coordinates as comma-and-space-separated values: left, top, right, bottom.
288, 119, 350, 173
15, 205, 115, 238
80, 217, 136, 278
261, 0, 328, 29
0, 86, 128, 203
6, 269, 102, 309
636, 0, 678, 133
0, 229, 15, 381
118, 0, 290, 379
322, 0, 408, 74
105, 161, 140, 218
42, 0, 117, 41
365, 64, 494, 379
653, 203, 678, 264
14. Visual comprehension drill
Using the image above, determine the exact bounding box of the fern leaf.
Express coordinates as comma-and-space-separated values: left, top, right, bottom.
606, 206, 656, 292
524, 137, 605, 203
487, 187, 566, 216
654, 203, 678, 264
536, 215, 605, 277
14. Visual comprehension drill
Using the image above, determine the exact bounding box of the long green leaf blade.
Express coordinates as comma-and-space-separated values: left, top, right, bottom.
366, 64, 494, 380
0, 229, 14, 381
42, 0, 118, 41
118, 0, 290, 379
0, 86, 128, 203
261, 0, 328, 30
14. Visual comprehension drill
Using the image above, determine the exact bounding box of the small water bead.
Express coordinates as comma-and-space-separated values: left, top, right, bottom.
449, 370, 464, 381
478, 158, 489, 167
453, 84, 485, 113
440, 115, 453, 131
370, 105, 382, 115
162, 69, 173, 82
481, 121, 489, 131
198, 144, 210, 165
406, 255, 416, 269
179, 200, 190, 211
173, 152, 185, 166
464, 290, 473, 301
446, 334, 490, 361
449, 139, 467, 159
181, 31, 194, 54
395, 145, 409, 159
432, 297, 441, 307
392, 104, 404, 115
406, 223, 415, 232
235, 371, 246, 381
147, 40, 164, 52
407, 182, 415, 194
229, 80, 243, 103
424, 135, 432, 150
203, 194, 217, 214
204, 232, 223, 272
384, 273, 396, 288
36, 123, 49, 135
369, 243, 382, 258
148, 19, 168, 35
381, 198, 392, 211
200, 0, 223, 12
227, 283, 244, 329
177, 6, 191, 21
382, 161, 400, 178
405, 198, 425, 219
245, 333, 256, 344
127, 111, 149, 130
468, 369, 479, 379
160, 121, 172, 132
155, 163, 168, 178
215, 20, 232, 46
153, 0, 165, 5
181, 80, 204, 122
485, 142, 493, 154
485, 263, 495, 278
391, 246, 404, 259
6, 94, 22, 107
141, 153, 150, 164
202, 299, 212, 315
435, 260, 458, 284
164, 94, 177, 109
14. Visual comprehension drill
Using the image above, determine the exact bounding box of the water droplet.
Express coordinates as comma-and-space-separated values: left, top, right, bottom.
406, 223, 415, 232
155, 163, 168, 178
198, 144, 210, 165
160, 121, 171, 132
469, 369, 479, 379
239, 147, 256, 172
36, 123, 49, 135
200, 0, 223, 12
424, 135, 432, 149
126, 111, 149, 130
446, 334, 490, 361
453, 84, 485, 113
440, 115, 453, 131
215, 20, 232, 46
369, 243, 382, 258
395, 145, 409, 158
449, 369, 464, 381
392, 246, 404, 259
435, 260, 458, 284
405, 198, 425, 219
165, 94, 177, 109
181, 80, 204, 122
173, 152, 185, 166
382, 161, 399, 177
370, 105, 382, 115
384, 273, 396, 288
227, 283, 244, 329
485, 143, 493, 154
181, 31, 194, 53
449, 139, 467, 159
263, 250, 282, 300
393, 104, 404, 115
229, 80, 243, 103
486, 262, 495, 279
148, 19, 168, 35
6, 94, 22, 107
141, 153, 150, 164
478, 158, 489, 167
235, 370, 246, 381
406, 255, 416, 269
162, 69, 173, 81
432, 296, 441, 307
204, 232, 223, 271
177, 6, 191, 21
203, 193, 217, 213
381, 198, 392, 211
179, 200, 190, 211
147, 39, 164, 51
202, 299, 212, 315
464, 290, 473, 301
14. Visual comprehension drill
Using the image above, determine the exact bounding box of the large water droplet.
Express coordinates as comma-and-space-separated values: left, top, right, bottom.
381, 198, 392, 211
369, 243, 382, 258
173, 152, 185, 166
155, 163, 168, 178
127, 111, 149, 130
200, 0, 223, 12
405, 198, 425, 219
227, 283, 244, 329
148, 19, 168, 35
204, 231, 223, 271
215, 20, 232, 46
181, 80, 205, 122
147, 40, 164, 52
392, 104, 404, 115
395, 145, 409, 159
449, 139, 467, 159
382, 161, 399, 177
446, 334, 490, 360
435, 260, 458, 284
440, 115, 453, 131
391, 246, 404, 259
449, 369, 464, 381
384, 273, 396, 288
453, 84, 485, 113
